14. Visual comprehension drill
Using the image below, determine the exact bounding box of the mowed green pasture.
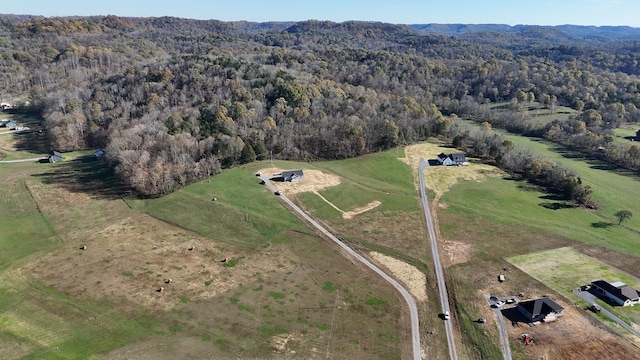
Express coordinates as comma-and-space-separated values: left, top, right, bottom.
0, 279, 156, 360
296, 151, 428, 260
439, 175, 639, 257
137, 164, 313, 249
613, 123, 639, 143
508, 247, 640, 327
461, 119, 640, 233
0, 162, 154, 359
0, 163, 59, 271
501, 134, 640, 231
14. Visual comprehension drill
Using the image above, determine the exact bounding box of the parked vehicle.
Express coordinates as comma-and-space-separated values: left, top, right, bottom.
443, 311, 450, 320
590, 303, 601, 313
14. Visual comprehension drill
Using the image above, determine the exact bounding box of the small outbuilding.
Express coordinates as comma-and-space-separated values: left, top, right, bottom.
4, 120, 17, 129
94, 149, 105, 159
517, 297, 564, 323
46, 151, 63, 163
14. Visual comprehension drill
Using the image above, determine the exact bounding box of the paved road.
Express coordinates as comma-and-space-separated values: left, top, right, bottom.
485, 295, 513, 360
573, 289, 640, 337
260, 175, 422, 360
0, 127, 30, 135
418, 158, 458, 360
0, 156, 45, 163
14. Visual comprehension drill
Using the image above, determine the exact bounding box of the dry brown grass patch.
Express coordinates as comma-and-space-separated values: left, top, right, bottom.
26, 180, 92, 210
24, 214, 295, 313
441, 239, 474, 266
370, 252, 427, 302
403, 143, 504, 200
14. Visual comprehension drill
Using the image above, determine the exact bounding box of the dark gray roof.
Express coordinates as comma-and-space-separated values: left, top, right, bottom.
518, 297, 564, 318
592, 280, 640, 301
282, 170, 303, 179
450, 153, 467, 162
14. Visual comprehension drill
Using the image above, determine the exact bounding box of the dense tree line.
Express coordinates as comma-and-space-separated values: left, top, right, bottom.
0, 15, 638, 197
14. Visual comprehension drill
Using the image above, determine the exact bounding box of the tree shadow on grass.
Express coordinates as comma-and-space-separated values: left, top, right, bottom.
538, 193, 566, 201
539, 202, 577, 210
517, 183, 540, 192
10, 130, 49, 155
591, 221, 614, 229
30, 155, 128, 200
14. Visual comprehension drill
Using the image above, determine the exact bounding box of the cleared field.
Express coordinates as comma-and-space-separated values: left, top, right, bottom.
487, 102, 577, 127
508, 247, 640, 292
508, 247, 640, 334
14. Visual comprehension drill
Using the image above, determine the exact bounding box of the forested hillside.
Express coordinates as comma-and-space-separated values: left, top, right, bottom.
1, 15, 639, 198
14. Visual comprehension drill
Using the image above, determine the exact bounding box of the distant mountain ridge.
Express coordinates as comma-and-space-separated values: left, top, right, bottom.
411, 23, 640, 40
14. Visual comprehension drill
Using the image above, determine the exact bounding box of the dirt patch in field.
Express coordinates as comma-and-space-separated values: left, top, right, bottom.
259, 167, 341, 194
24, 214, 294, 313
343, 200, 381, 219
441, 239, 474, 266
369, 252, 427, 302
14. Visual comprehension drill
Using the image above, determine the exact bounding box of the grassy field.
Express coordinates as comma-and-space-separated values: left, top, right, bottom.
460, 118, 640, 234
613, 123, 639, 143
0, 116, 417, 360
500, 134, 640, 232
487, 102, 577, 127
508, 247, 640, 331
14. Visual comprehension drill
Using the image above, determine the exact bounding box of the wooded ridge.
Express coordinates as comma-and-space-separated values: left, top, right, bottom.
1, 15, 638, 200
